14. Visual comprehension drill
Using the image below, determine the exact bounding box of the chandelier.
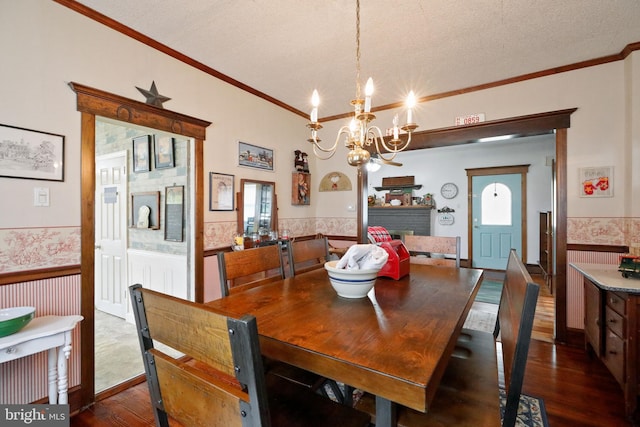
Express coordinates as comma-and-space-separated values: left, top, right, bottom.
306, 0, 418, 167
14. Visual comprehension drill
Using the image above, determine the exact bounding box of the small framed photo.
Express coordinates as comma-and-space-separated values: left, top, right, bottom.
292, 172, 310, 205
131, 191, 160, 229
238, 141, 274, 171
154, 136, 175, 169
165, 185, 184, 242
0, 123, 65, 181
133, 135, 151, 173
209, 172, 234, 211
579, 166, 613, 198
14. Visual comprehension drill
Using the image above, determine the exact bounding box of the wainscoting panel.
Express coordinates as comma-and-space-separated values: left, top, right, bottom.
127, 249, 188, 301
567, 250, 621, 329
0, 274, 81, 404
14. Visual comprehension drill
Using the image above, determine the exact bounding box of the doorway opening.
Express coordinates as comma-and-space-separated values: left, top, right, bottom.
71, 82, 210, 409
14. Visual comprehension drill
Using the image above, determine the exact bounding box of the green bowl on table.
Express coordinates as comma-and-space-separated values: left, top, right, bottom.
0, 307, 36, 338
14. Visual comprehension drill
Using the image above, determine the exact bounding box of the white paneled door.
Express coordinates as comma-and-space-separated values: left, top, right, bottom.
95, 151, 128, 318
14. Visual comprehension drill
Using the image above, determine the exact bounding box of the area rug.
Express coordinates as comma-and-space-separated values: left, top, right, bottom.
500, 388, 549, 427
475, 279, 503, 304
325, 384, 548, 427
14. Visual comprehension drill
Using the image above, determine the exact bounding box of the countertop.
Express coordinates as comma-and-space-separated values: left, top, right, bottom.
570, 263, 640, 293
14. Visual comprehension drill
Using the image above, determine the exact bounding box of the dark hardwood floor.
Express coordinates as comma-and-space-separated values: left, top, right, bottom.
71, 273, 634, 426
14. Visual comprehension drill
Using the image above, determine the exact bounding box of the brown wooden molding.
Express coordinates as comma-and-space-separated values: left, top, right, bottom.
69, 82, 210, 140
567, 244, 629, 253
0, 265, 80, 286
204, 246, 232, 257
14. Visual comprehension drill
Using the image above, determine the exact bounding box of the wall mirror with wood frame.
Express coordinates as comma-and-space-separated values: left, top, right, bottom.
237, 179, 278, 236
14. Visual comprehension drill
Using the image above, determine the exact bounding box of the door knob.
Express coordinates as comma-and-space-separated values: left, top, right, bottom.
95, 244, 101, 250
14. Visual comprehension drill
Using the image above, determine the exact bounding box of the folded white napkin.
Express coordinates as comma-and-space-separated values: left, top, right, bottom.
335, 244, 389, 270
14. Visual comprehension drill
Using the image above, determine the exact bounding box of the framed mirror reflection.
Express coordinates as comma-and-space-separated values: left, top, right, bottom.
237, 179, 278, 236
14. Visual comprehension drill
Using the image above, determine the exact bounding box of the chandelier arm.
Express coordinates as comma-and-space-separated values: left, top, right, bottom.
378, 131, 413, 153
309, 125, 352, 154
312, 143, 338, 160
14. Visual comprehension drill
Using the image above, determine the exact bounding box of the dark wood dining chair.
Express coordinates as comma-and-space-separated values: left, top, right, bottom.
355, 249, 539, 427
219, 240, 346, 404
403, 235, 461, 267
217, 243, 286, 297
286, 235, 330, 277
129, 284, 371, 427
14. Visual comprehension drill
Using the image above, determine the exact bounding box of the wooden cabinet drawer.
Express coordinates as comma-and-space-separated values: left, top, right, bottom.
605, 306, 625, 337
606, 291, 626, 316
604, 329, 625, 385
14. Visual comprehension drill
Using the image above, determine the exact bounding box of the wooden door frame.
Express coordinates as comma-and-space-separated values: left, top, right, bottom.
359, 108, 575, 343
69, 82, 211, 409
466, 164, 530, 267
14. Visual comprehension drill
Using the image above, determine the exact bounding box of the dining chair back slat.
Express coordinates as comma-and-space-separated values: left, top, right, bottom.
403, 235, 461, 267
287, 236, 330, 277
218, 244, 285, 297
130, 284, 372, 427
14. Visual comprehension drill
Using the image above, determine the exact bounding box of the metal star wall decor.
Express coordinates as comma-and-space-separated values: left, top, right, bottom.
136, 81, 171, 108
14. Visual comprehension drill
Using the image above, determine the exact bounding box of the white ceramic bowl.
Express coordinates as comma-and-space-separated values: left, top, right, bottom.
324, 260, 380, 298
0, 306, 36, 337
390, 199, 402, 206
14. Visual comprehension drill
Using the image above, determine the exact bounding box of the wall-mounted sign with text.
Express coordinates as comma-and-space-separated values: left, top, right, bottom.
454, 113, 485, 126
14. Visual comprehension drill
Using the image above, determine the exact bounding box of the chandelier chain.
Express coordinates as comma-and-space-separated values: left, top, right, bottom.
355, 0, 361, 100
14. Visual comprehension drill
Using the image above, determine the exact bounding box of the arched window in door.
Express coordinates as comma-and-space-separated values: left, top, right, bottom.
481, 182, 511, 225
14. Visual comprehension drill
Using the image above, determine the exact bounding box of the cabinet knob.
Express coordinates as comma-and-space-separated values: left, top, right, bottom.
609, 350, 618, 355
608, 318, 616, 323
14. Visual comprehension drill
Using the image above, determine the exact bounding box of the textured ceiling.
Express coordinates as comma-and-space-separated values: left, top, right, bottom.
74, 0, 640, 120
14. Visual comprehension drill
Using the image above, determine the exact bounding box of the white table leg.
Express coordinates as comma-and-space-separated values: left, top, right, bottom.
47, 348, 58, 404
57, 341, 71, 405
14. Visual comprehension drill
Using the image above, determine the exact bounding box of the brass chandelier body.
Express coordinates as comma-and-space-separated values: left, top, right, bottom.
306, 0, 418, 167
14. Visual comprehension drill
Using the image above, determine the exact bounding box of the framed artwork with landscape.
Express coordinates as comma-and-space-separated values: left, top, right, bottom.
0, 123, 65, 181
238, 141, 274, 171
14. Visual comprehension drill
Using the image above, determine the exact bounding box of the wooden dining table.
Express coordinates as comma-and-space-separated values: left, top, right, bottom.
206, 263, 484, 427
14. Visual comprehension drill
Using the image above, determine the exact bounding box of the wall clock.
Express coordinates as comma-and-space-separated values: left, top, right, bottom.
440, 182, 458, 199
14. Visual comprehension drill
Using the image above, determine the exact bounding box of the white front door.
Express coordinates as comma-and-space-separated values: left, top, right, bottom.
95, 151, 128, 318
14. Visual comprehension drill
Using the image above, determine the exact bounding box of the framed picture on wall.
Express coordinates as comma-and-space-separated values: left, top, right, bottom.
579, 166, 613, 197
292, 172, 310, 205
209, 172, 234, 211
154, 136, 175, 169
165, 185, 184, 242
133, 135, 151, 173
238, 141, 274, 171
0, 123, 65, 181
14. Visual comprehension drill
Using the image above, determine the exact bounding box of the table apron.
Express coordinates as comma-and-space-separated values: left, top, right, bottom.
260, 336, 430, 412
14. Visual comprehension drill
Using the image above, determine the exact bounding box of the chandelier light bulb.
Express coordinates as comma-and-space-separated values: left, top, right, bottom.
310, 89, 320, 123
406, 91, 416, 124
364, 78, 374, 113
